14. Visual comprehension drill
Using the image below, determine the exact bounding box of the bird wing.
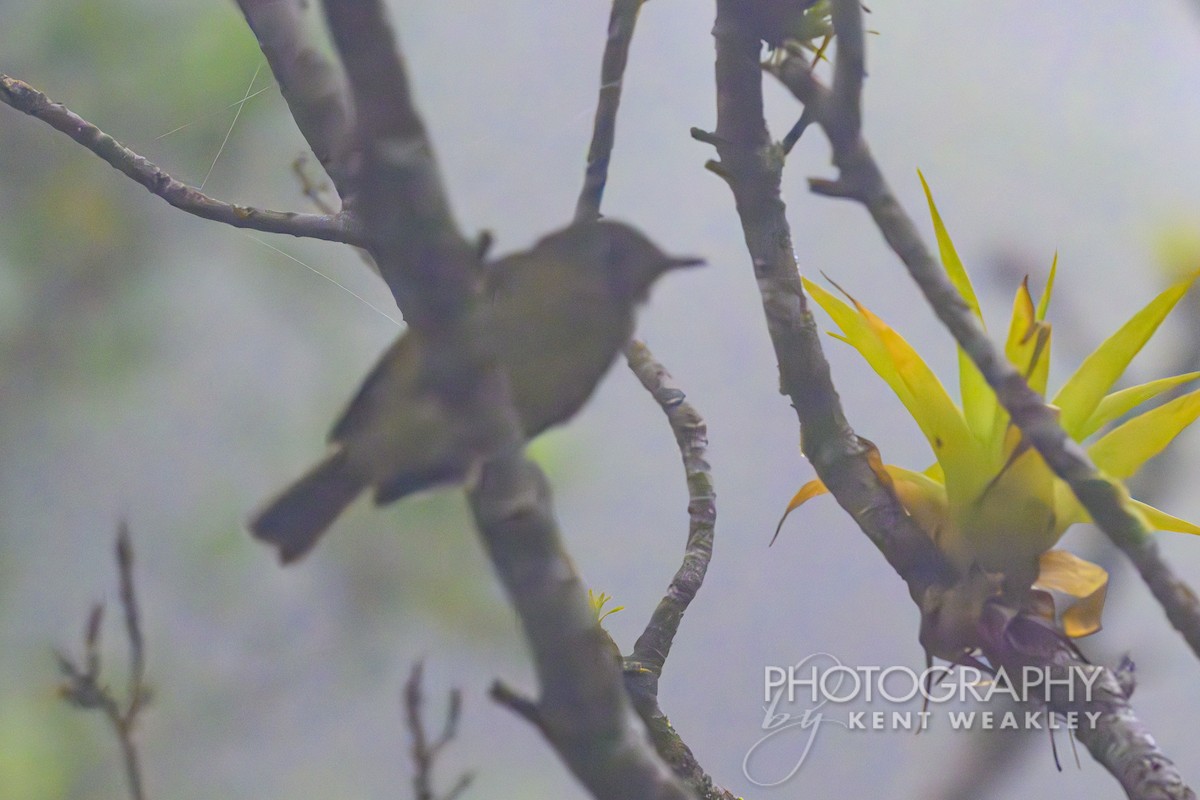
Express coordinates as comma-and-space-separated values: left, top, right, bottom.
329, 332, 422, 442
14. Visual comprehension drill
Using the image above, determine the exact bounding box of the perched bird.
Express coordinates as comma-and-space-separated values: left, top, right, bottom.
251, 219, 702, 563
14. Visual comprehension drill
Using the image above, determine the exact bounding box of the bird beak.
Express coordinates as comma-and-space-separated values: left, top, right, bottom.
662, 256, 706, 271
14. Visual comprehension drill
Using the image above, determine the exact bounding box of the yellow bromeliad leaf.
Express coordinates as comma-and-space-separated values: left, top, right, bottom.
773, 477, 832, 545
1003, 278, 1052, 397
1053, 271, 1200, 438
1079, 372, 1200, 440
782, 176, 1200, 641
803, 278, 912, 404
983, 278, 1053, 470
1088, 388, 1200, 480
918, 171, 983, 325
1036, 254, 1057, 322
851, 301, 982, 496
965, 431, 1058, 576
886, 465, 954, 554
587, 589, 625, 624
1034, 550, 1108, 638
774, 464, 955, 553
1050, 479, 1088, 536
958, 356, 994, 444
802, 277, 987, 505
1131, 499, 1200, 535
918, 172, 996, 442
1046, 482, 1200, 537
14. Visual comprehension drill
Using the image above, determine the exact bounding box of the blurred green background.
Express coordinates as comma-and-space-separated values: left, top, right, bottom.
3, 1, 1200, 798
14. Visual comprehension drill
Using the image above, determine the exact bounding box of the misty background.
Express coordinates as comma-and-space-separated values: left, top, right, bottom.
2, 1, 1200, 798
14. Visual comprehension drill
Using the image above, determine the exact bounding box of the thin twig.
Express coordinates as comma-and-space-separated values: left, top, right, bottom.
57, 525, 152, 800
766, 0, 1200, 660
292, 153, 379, 273
575, 0, 643, 223
473, 454, 694, 800
404, 661, 473, 800
0, 76, 363, 247
572, 0, 717, 684
624, 342, 736, 800
569, 1, 729, 791
116, 524, 147, 719
292, 154, 337, 215
489, 680, 545, 731
626, 341, 716, 679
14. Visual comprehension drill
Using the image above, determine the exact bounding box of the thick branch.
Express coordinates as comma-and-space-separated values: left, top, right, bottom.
320, 4, 693, 797
703, 2, 954, 603
471, 452, 694, 800
766, 0, 1200, 660
235, 0, 357, 200
322, 0, 474, 324
0, 76, 362, 246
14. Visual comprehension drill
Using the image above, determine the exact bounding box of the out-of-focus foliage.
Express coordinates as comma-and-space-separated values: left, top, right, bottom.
0, 693, 75, 800
0, 0, 262, 398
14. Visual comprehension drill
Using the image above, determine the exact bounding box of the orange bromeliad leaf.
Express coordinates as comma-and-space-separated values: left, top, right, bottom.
1034, 550, 1108, 638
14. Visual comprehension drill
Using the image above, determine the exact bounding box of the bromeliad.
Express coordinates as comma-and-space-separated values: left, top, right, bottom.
777, 173, 1200, 641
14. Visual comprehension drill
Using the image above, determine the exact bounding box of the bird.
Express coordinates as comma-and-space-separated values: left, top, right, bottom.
250, 219, 702, 563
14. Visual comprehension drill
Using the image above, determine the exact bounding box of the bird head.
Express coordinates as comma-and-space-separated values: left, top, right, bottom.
544, 219, 704, 303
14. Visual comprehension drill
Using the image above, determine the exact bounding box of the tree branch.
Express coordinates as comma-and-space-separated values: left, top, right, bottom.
0, 75, 363, 246
575, 0, 643, 223
472, 453, 694, 800
320, 3, 694, 797
625, 341, 716, 679
700, 1, 955, 607
404, 661, 473, 800
322, 0, 475, 324
762, 0, 1199, 792
568, 3, 730, 793
56, 525, 152, 800
979, 605, 1195, 800
765, 0, 1200, 661
572, 0, 718, 688
623, 342, 736, 800
235, 0, 358, 200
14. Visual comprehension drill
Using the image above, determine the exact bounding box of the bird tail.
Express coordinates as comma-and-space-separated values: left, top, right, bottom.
250, 450, 364, 564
